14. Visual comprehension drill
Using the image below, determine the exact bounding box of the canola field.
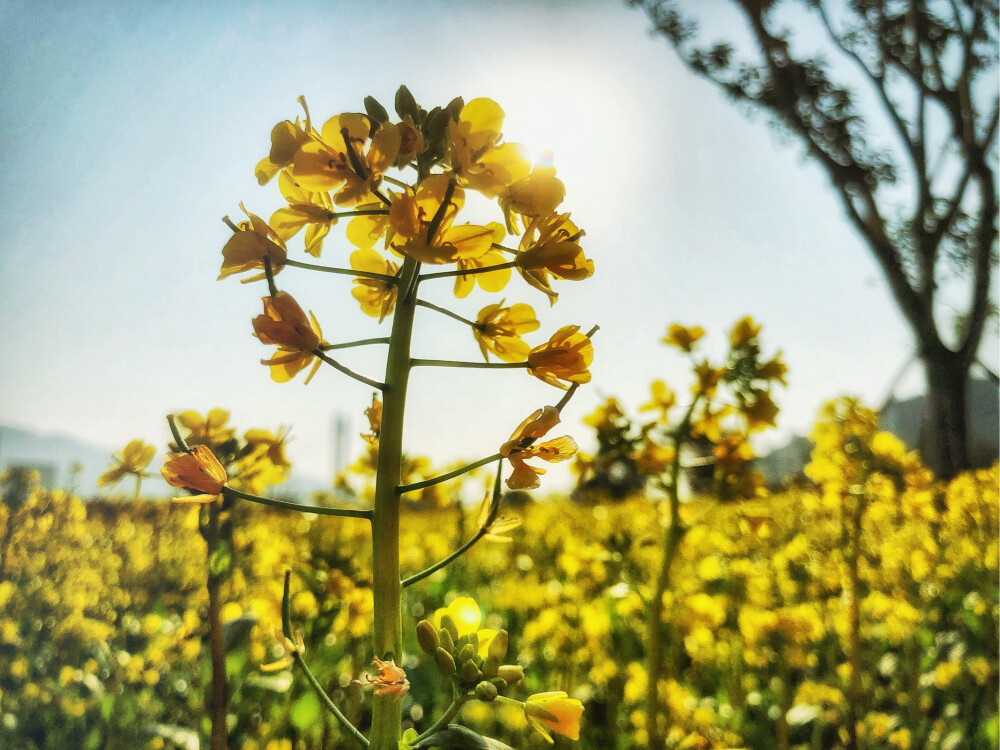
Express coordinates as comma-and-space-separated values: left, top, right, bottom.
0, 430, 996, 750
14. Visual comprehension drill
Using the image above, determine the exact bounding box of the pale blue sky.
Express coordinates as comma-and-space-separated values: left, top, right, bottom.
2, 0, 994, 491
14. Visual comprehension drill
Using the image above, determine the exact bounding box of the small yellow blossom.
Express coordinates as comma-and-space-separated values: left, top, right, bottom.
473, 301, 539, 363
260, 625, 304, 673
516, 213, 593, 300
433, 597, 482, 637
350, 249, 399, 320
523, 691, 584, 742
500, 406, 577, 490
98, 440, 156, 488
662, 323, 705, 352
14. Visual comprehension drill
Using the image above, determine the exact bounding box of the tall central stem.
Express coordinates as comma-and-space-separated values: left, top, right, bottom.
370, 256, 419, 749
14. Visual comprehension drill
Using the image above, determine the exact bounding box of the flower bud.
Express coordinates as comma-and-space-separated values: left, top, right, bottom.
481, 655, 500, 679
475, 681, 498, 702
439, 614, 460, 642
460, 659, 481, 684
416, 620, 439, 654
497, 664, 524, 686
434, 647, 456, 676
438, 627, 455, 654
488, 630, 508, 661
458, 643, 476, 665
490, 677, 508, 693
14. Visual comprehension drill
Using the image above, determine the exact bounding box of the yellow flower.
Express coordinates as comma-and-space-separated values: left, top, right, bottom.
433, 597, 482, 637
473, 301, 539, 363
500, 166, 566, 234
389, 175, 494, 265
219, 203, 288, 283
254, 113, 314, 185
268, 171, 336, 258
516, 213, 593, 301
253, 292, 326, 384
98, 440, 156, 488
730, 315, 761, 348
527, 325, 594, 389
292, 113, 400, 205
243, 427, 292, 471
662, 323, 705, 352
350, 249, 399, 320
500, 406, 578, 489
453, 223, 510, 298
176, 409, 235, 447
758, 353, 788, 385
362, 394, 382, 444
639, 380, 676, 422
476, 493, 521, 543
523, 691, 584, 742
741, 389, 779, 431
448, 97, 530, 196
161, 445, 228, 504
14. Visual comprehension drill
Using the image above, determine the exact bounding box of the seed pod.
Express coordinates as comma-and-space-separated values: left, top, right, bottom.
481, 655, 500, 679
497, 664, 524, 686
438, 627, 455, 655
434, 647, 456, 676
460, 659, 481, 684
439, 614, 460, 642
488, 630, 508, 661
416, 620, 439, 654
475, 681, 498, 702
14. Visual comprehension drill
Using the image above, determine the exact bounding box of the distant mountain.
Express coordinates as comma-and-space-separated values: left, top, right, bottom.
757, 378, 999, 485
0, 424, 333, 499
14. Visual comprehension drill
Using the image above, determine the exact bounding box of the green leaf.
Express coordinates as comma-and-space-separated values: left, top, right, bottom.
290, 691, 321, 730
399, 728, 419, 749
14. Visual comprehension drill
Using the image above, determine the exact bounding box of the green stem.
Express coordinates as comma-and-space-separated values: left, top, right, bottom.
646, 396, 699, 749
414, 692, 468, 742
396, 454, 501, 495
223, 487, 373, 520
330, 209, 390, 218
132, 474, 142, 503
416, 299, 480, 329
295, 653, 370, 748
418, 261, 519, 281
410, 359, 528, 370
314, 350, 386, 391
370, 255, 421, 749
382, 176, 411, 190
402, 528, 488, 589
320, 337, 391, 351
286, 258, 398, 283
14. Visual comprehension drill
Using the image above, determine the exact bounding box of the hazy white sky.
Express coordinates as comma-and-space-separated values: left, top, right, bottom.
1, 0, 994, 491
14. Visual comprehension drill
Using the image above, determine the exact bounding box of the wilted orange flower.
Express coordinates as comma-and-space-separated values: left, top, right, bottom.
500, 406, 577, 490
355, 658, 409, 700
253, 292, 325, 384
523, 691, 584, 742
219, 203, 288, 283
662, 323, 705, 352
161, 445, 228, 504
350, 249, 399, 320
473, 301, 539, 363
516, 213, 593, 300
476, 493, 522, 543
527, 325, 593, 389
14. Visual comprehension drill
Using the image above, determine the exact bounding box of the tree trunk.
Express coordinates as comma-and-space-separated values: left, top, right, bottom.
920, 346, 971, 480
